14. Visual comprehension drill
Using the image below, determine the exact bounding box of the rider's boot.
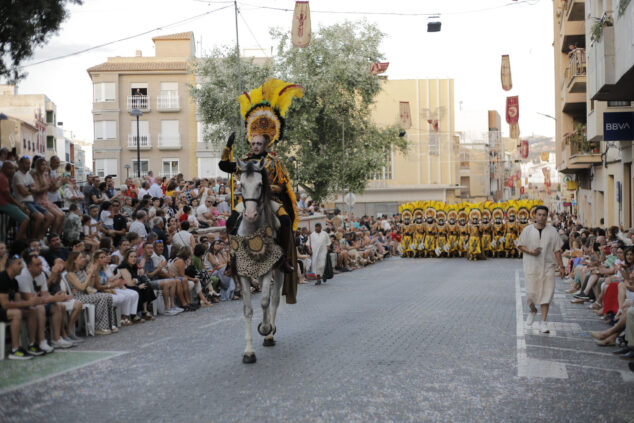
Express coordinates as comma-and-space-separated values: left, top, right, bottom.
276, 217, 295, 274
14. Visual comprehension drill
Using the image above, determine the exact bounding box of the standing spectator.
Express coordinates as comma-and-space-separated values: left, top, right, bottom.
138, 181, 150, 199
309, 223, 331, 284
123, 178, 138, 199
517, 205, 565, 333
82, 174, 94, 210
0, 242, 7, 272
62, 204, 83, 244
0, 161, 31, 240
87, 177, 103, 208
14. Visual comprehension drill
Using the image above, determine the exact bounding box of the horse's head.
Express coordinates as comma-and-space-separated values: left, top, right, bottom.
238, 158, 265, 223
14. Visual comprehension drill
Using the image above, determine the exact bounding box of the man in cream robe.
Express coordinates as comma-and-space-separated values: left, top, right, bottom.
517, 206, 565, 333
309, 223, 331, 284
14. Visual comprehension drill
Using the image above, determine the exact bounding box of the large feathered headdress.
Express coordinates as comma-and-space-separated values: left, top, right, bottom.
238, 78, 304, 146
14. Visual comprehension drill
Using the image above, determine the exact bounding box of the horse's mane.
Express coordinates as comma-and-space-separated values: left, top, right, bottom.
243, 160, 276, 231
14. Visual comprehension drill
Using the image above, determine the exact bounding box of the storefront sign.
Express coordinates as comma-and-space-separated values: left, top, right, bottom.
604, 112, 634, 141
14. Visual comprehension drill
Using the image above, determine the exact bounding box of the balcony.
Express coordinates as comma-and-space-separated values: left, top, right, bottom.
589, 24, 618, 100
569, 139, 602, 166
126, 95, 151, 112
127, 135, 151, 150
565, 49, 587, 93
157, 93, 180, 111
158, 134, 181, 150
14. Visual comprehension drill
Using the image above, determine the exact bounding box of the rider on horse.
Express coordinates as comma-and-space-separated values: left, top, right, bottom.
219, 79, 304, 303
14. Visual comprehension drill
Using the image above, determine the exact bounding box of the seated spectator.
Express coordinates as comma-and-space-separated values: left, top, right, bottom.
0, 242, 7, 272
167, 245, 202, 311
139, 241, 182, 315
43, 234, 69, 268
196, 197, 217, 228
172, 221, 195, 249
62, 178, 84, 211
0, 161, 31, 240
31, 157, 64, 234
63, 204, 83, 244
13, 156, 52, 239
130, 210, 149, 239
117, 249, 157, 321
121, 196, 134, 217
206, 240, 236, 301
16, 252, 73, 351
90, 249, 139, 326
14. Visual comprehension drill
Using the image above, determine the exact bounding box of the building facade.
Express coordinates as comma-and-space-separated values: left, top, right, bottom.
553, 0, 634, 227
87, 32, 198, 181
344, 78, 461, 216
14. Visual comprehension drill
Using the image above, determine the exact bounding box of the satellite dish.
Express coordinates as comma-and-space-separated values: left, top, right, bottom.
344, 193, 356, 206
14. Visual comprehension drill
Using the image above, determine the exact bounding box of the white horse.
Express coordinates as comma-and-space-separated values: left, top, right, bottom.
232, 159, 285, 364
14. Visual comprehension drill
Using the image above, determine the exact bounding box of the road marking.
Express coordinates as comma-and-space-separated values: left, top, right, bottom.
515, 269, 568, 379
526, 344, 615, 357
140, 337, 173, 348
199, 317, 238, 329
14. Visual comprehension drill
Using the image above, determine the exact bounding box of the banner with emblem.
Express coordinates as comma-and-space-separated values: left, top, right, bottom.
370, 62, 389, 76
292, 1, 311, 48
506, 96, 519, 138
501, 55, 512, 91
399, 101, 412, 129
520, 139, 529, 159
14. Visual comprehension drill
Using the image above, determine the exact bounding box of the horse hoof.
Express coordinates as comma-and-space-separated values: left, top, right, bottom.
242, 353, 257, 364
257, 322, 272, 336
263, 338, 275, 347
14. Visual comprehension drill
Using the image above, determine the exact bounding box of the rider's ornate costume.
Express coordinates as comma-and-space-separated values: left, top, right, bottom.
218, 78, 304, 304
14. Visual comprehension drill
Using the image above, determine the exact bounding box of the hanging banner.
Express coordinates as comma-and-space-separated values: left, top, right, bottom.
566, 180, 578, 190
540, 152, 550, 162
501, 55, 512, 91
520, 139, 529, 159
542, 167, 551, 187
399, 102, 412, 129
292, 1, 311, 48
370, 62, 390, 76
506, 96, 520, 139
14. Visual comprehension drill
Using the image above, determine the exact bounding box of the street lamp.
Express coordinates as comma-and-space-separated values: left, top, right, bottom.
129, 109, 142, 178
0, 113, 8, 148
124, 163, 131, 178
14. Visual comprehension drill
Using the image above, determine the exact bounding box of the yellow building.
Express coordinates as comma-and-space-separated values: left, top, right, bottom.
347, 79, 460, 216
87, 32, 198, 181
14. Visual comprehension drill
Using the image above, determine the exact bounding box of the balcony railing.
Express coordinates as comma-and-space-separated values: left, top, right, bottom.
158, 134, 181, 149
127, 135, 151, 149
157, 93, 180, 111
127, 95, 150, 111
570, 139, 600, 156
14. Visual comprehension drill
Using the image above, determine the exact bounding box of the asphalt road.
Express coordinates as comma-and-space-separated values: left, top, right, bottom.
1, 257, 633, 422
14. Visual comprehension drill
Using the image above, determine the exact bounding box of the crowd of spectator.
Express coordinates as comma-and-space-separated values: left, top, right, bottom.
553, 213, 634, 372
0, 153, 405, 361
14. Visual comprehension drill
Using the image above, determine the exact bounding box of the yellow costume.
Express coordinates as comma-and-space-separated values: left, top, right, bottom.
467, 204, 483, 261
491, 203, 506, 258
399, 203, 415, 258
412, 202, 425, 258
446, 205, 459, 257
457, 208, 470, 258
504, 201, 519, 258
423, 203, 437, 257
481, 202, 493, 258
435, 203, 448, 257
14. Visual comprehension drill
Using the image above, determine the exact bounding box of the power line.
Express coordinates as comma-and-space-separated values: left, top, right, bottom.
238, 7, 269, 57
238, 0, 542, 17
21, 4, 232, 68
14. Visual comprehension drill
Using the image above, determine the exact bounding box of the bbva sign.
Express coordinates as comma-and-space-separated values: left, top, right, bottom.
604, 112, 634, 141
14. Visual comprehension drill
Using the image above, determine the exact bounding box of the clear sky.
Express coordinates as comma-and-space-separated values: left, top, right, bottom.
12, 0, 555, 143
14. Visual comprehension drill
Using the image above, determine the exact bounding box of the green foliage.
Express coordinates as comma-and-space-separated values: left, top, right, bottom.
192, 20, 407, 203
618, 0, 632, 17
0, 0, 83, 82
191, 46, 274, 153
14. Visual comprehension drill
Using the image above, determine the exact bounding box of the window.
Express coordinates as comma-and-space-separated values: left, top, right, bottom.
132, 159, 150, 177
162, 159, 179, 178
95, 158, 118, 178
93, 82, 116, 102
130, 83, 148, 96
46, 136, 55, 150
198, 158, 221, 178
608, 101, 631, 107
94, 121, 117, 140
159, 120, 180, 147
46, 110, 54, 123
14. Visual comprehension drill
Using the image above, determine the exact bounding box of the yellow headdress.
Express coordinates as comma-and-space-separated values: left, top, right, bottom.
238, 78, 304, 146
399, 202, 414, 224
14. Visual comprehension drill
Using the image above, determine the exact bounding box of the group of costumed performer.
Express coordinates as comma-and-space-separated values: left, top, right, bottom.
218, 78, 304, 304
398, 199, 543, 260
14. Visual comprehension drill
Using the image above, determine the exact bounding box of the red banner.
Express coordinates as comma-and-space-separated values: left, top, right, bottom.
370, 62, 389, 76
292, 1, 311, 48
506, 96, 519, 124
520, 139, 529, 159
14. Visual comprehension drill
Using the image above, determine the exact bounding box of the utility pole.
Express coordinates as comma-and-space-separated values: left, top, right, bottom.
234, 0, 244, 156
